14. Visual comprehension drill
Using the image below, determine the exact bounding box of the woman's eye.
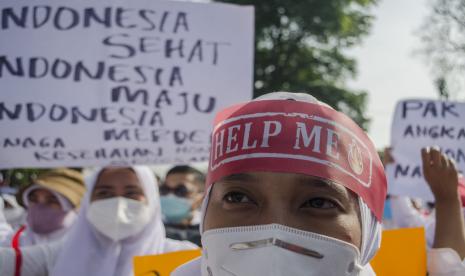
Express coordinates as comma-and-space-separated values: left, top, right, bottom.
126, 192, 143, 199
96, 191, 111, 198
46, 197, 59, 204
301, 198, 336, 209
46, 200, 60, 206
29, 197, 38, 203
223, 192, 253, 204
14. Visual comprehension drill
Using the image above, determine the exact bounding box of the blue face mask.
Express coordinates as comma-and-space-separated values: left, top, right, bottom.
160, 195, 192, 224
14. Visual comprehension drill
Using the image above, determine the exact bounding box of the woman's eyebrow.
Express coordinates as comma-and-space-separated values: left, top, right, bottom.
124, 184, 142, 191
297, 176, 349, 197
219, 173, 258, 183
94, 184, 113, 190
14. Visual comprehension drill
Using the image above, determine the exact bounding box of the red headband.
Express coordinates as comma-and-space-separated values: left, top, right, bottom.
207, 100, 387, 221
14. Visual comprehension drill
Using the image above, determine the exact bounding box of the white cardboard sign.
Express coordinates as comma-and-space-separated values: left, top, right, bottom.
0, 0, 254, 168
388, 99, 465, 200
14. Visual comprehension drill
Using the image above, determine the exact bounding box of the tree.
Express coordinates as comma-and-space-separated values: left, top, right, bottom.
418, 0, 465, 99
0, 168, 49, 188
214, 0, 378, 129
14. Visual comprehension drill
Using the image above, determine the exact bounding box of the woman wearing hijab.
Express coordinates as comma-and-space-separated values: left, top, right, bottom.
173, 92, 387, 276
0, 165, 197, 276
1, 168, 85, 248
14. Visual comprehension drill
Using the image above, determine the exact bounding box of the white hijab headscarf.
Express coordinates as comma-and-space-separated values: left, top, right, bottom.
51, 166, 166, 276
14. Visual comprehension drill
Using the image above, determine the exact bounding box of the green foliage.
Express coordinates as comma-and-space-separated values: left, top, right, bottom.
215, 0, 378, 129
0, 168, 50, 188
1, 168, 82, 189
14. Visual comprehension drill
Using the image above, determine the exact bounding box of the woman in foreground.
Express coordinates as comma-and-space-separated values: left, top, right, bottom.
173, 92, 387, 276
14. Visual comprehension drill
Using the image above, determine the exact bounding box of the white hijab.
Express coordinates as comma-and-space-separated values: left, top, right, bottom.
51, 166, 166, 276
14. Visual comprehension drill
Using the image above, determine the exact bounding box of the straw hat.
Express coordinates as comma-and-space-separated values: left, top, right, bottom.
18, 168, 86, 208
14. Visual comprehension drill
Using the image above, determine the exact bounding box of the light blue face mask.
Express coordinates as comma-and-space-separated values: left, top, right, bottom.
160, 195, 192, 224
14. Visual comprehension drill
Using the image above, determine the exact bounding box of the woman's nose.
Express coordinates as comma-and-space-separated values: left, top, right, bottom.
255, 202, 294, 226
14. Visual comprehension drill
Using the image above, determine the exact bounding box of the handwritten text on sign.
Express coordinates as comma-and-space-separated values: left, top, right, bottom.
0, 0, 254, 168
388, 99, 465, 200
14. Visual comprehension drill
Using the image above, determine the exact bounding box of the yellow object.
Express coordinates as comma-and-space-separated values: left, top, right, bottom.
370, 227, 427, 276
134, 249, 201, 276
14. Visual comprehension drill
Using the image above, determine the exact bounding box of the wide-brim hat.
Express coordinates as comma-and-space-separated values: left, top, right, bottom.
17, 168, 86, 208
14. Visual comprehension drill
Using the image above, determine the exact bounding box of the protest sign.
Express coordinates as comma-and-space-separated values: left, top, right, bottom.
370, 227, 426, 275
0, 0, 254, 168
133, 249, 201, 276
387, 99, 465, 200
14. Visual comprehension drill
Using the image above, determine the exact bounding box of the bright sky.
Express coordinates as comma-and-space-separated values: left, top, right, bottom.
348, 0, 438, 149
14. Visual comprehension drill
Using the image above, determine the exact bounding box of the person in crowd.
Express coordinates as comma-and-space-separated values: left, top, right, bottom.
382, 147, 434, 231
383, 146, 465, 250
1, 168, 85, 248
0, 194, 26, 230
0, 197, 13, 243
160, 165, 205, 245
0, 165, 197, 276
1, 194, 26, 230
173, 92, 387, 276
381, 195, 396, 229
422, 147, 465, 276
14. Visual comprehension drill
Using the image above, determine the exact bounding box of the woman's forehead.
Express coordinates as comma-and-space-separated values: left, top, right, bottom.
98, 167, 135, 177
29, 188, 55, 197
217, 172, 355, 198
94, 168, 140, 188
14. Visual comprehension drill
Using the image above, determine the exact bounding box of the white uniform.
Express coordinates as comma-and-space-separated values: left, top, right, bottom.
428, 248, 465, 276
0, 226, 69, 248
0, 198, 13, 244
390, 196, 430, 229
0, 238, 196, 276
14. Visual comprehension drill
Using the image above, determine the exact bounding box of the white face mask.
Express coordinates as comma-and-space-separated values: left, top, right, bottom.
86, 197, 152, 242
201, 224, 363, 276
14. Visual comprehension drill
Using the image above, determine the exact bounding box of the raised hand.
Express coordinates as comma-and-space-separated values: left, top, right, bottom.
421, 147, 459, 202
421, 146, 465, 260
